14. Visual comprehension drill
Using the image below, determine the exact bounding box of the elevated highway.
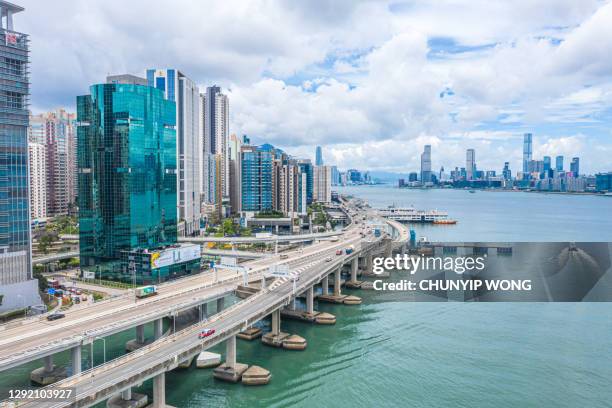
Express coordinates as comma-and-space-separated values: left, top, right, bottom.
17, 234, 387, 408
1, 200, 410, 406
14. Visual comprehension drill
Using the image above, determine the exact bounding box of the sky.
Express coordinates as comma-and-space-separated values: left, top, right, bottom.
19, 0, 612, 175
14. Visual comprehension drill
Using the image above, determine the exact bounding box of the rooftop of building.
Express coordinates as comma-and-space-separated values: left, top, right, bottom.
0, 1, 24, 14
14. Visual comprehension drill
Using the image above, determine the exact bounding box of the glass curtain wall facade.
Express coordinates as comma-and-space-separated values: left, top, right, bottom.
77, 83, 177, 281
0, 3, 43, 311
241, 148, 272, 212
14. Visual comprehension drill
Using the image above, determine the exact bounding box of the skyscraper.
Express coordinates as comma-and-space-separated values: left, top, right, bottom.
466, 148, 476, 180
297, 159, 314, 204
523, 133, 532, 174
315, 145, 323, 166
543, 156, 551, 171
240, 146, 273, 212
502, 162, 511, 180
420, 145, 432, 183
0, 2, 41, 311
555, 155, 564, 172
28, 109, 77, 217
330, 165, 339, 186
314, 165, 332, 203
77, 78, 178, 281
147, 69, 202, 236
201, 86, 229, 205
28, 140, 46, 220
570, 157, 579, 177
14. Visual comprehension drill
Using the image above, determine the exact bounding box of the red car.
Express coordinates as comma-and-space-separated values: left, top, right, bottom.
336, 250, 343, 255
198, 328, 215, 339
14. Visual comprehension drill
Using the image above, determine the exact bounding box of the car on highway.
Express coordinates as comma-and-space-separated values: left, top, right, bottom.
47, 312, 65, 321
325, 256, 332, 262
198, 328, 215, 339
336, 249, 343, 255
280, 254, 289, 259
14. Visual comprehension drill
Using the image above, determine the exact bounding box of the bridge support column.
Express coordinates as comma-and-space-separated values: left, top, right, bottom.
350, 258, 358, 283
213, 336, 248, 382
152, 372, 166, 407
306, 286, 314, 314
30, 354, 66, 385
154, 318, 163, 339
126, 324, 148, 351
71, 345, 81, 375
217, 297, 225, 313
321, 276, 329, 295
366, 252, 373, 275
199, 303, 208, 321
136, 324, 145, 343
271, 309, 280, 335
334, 268, 341, 297
44, 355, 53, 372
226, 335, 236, 368
107, 388, 148, 408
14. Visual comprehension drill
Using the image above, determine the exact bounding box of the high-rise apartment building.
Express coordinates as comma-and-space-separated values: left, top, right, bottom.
28, 109, 77, 217
555, 155, 564, 172
420, 145, 432, 183
147, 69, 202, 236
201, 86, 229, 206
523, 133, 532, 174
28, 141, 46, 220
240, 146, 273, 212
228, 133, 242, 214
315, 145, 323, 166
330, 165, 339, 186
570, 157, 580, 177
502, 162, 511, 181
314, 165, 332, 203
77, 78, 179, 281
466, 148, 476, 180
0, 2, 42, 311
297, 159, 314, 204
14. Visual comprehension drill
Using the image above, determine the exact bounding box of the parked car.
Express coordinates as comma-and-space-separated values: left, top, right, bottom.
47, 312, 65, 321
198, 328, 216, 339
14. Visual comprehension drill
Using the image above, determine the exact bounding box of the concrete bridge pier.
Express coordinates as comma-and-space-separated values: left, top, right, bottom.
107, 386, 148, 408
321, 275, 329, 295
126, 324, 149, 352
199, 303, 208, 321
319, 267, 362, 305
217, 297, 225, 313
71, 345, 81, 375
30, 354, 66, 385
281, 286, 336, 325
345, 258, 363, 289
334, 268, 342, 297
306, 286, 314, 314
213, 336, 248, 382
154, 318, 163, 339
262, 309, 307, 350
151, 372, 173, 407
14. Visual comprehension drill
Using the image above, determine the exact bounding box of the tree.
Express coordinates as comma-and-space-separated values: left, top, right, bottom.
33, 271, 48, 293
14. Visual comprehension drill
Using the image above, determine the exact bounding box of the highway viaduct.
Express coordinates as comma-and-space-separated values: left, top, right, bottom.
1, 204, 409, 407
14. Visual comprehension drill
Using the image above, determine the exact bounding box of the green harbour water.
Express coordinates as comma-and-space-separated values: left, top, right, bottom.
1, 186, 612, 407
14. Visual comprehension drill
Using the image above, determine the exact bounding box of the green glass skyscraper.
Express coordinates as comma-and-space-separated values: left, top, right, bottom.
77, 79, 178, 281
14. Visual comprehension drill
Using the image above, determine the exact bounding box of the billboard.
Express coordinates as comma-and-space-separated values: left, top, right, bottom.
150, 244, 200, 269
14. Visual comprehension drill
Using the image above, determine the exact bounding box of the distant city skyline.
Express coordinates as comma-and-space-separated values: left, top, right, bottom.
19, 0, 612, 174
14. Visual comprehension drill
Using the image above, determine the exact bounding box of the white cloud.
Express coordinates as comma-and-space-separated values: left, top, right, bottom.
18, 0, 612, 173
